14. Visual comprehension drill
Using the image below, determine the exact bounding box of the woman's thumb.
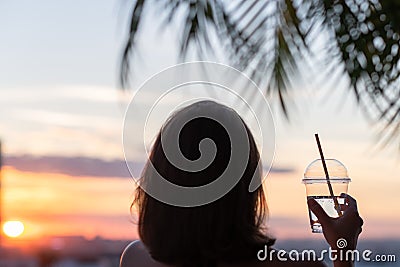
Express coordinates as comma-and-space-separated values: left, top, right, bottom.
307, 198, 330, 225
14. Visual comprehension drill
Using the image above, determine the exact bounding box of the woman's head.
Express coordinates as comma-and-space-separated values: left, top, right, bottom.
133, 100, 274, 266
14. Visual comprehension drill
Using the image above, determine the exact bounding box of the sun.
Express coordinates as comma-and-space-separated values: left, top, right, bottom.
3, 220, 24, 238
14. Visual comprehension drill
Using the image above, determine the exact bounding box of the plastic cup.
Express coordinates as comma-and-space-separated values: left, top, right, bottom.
302, 159, 351, 233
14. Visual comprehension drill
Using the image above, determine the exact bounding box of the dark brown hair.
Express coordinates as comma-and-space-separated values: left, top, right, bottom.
133, 101, 275, 267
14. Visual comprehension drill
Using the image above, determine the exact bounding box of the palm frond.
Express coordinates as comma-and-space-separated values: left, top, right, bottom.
120, 0, 400, 150
320, 0, 400, 149
120, 0, 146, 88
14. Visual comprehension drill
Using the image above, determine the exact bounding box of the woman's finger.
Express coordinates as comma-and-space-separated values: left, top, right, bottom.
341, 193, 357, 208
308, 198, 331, 226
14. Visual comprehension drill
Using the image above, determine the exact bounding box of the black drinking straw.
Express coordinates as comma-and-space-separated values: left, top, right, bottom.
314, 134, 342, 217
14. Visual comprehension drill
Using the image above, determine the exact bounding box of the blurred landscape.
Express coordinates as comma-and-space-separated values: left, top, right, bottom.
0, 236, 129, 267
1, 237, 398, 267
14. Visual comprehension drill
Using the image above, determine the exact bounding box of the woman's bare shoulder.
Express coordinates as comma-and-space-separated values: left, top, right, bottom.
269, 260, 327, 267
120, 240, 168, 267
252, 259, 326, 267
120, 242, 327, 267
223, 258, 326, 267
250, 249, 327, 267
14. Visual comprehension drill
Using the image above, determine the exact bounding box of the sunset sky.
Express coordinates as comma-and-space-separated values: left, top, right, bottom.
0, 0, 399, 247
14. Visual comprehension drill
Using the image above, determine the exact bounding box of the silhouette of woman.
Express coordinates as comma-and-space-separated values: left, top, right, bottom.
121, 100, 363, 267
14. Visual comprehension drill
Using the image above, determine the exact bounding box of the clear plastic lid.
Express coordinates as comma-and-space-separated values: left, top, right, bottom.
303, 159, 351, 183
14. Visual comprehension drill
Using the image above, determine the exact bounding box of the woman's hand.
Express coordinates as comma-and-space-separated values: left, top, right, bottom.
307, 193, 363, 251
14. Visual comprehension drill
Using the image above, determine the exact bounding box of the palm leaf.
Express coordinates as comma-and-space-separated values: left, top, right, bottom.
120, 0, 400, 151
120, 0, 146, 88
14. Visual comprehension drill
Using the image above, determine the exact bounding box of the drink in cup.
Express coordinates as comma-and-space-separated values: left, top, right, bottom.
302, 159, 351, 233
